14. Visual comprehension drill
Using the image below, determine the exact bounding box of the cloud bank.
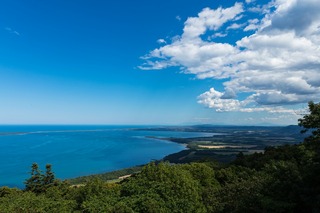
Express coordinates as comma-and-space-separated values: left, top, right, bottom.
139, 0, 320, 114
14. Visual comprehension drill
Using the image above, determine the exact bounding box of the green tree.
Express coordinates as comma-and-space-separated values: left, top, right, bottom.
260, 160, 303, 212
24, 163, 43, 194
0, 191, 76, 213
181, 163, 222, 212
43, 164, 55, 187
120, 162, 206, 212
298, 101, 320, 211
298, 101, 320, 141
25, 163, 58, 194
215, 166, 268, 212
0, 187, 21, 198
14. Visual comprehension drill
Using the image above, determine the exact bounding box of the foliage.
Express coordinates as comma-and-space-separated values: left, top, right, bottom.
24, 163, 43, 194
24, 163, 59, 194
0, 191, 76, 213
299, 101, 320, 140
0, 187, 21, 198
120, 162, 206, 212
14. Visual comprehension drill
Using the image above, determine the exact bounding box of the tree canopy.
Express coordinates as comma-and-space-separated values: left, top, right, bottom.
299, 101, 320, 140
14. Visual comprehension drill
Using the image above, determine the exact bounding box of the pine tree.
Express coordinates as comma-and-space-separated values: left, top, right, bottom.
43, 164, 55, 186
24, 163, 43, 193
24, 163, 57, 193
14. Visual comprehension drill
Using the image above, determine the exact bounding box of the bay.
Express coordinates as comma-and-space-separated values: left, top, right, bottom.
0, 125, 213, 188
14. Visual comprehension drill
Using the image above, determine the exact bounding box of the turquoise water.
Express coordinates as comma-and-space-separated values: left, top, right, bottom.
0, 125, 214, 188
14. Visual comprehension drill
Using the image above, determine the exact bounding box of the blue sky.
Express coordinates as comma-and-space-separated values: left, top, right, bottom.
1, 0, 319, 125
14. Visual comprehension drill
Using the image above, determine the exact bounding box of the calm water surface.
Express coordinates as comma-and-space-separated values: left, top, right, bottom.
0, 125, 214, 188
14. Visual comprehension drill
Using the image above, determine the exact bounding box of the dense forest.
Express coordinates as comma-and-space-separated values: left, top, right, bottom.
0, 101, 319, 212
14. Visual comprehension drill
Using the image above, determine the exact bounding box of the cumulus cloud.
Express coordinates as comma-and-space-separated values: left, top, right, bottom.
182, 3, 243, 40
197, 88, 298, 113
139, 0, 320, 114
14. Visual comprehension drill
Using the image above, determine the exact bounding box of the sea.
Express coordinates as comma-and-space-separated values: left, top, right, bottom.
0, 125, 214, 188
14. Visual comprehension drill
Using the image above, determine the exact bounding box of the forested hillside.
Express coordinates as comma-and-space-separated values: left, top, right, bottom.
0, 102, 319, 212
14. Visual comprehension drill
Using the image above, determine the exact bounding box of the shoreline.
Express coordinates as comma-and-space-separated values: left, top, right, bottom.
68, 136, 189, 185
2, 125, 303, 187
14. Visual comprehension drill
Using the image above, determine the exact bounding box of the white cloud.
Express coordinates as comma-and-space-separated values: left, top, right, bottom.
157, 39, 166, 44
213, 32, 227, 38
244, 19, 259, 31
226, 23, 245, 30
176, 16, 181, 21
248, 1, 274, 14
197, 88, 298, 113
139, 0, 320, 114
140, 2, 243, 74
245, 0, 255, 4
5, 27, 20, 36
182, 3, 244, 40
197, 88, 242, 112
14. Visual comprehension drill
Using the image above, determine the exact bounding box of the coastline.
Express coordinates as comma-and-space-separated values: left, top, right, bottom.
0, 125, 304, 187
69, 125, 305, 183
68, 136, 188, 184
0, 126, 193, 188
